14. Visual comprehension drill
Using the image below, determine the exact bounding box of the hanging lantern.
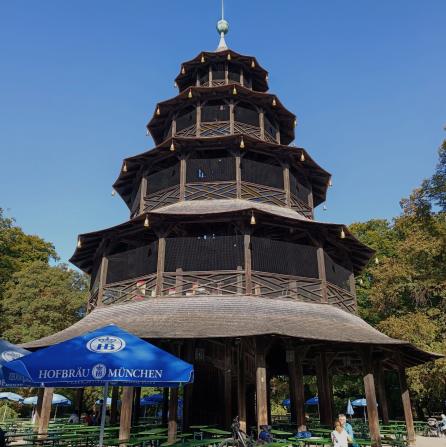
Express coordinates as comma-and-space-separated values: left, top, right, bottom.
111, 188, 116, 197
272, 97, 277, 107
294, 118, 297, 127
77, 238, 82, 248
329, 178, 333, 187
188, 89, 193, 99
227, 53, 231, 61
144, 215, 150, 228
265, 74, 269, 81
251, 60, 255, 68
170, 141, 175, 152
122, 162, 128, 173
300, 152, 305, 162
174, 81, 178, 88
146, 129, 150, 136
239, 137, 245, 149
250, 212, 256, 225
232, 86, 237, 95
201, 54, 205, 63
323, 205, 327, 211
375, 257, 379, 265
156, 106, 160, 116
181, 66, 186, 75
340, 228, 346, 239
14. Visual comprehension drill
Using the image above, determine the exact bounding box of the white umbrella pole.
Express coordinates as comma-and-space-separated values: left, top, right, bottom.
99, 382, 109, 447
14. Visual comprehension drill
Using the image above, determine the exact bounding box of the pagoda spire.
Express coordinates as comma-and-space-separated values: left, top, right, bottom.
216, 0, 229, 52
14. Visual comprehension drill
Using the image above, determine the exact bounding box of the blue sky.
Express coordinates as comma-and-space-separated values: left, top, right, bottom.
1, 0, 445, 264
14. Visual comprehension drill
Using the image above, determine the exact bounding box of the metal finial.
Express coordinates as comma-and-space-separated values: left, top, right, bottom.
216, 0, 229, 52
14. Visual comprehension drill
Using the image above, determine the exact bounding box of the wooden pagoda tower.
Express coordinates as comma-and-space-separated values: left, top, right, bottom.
25, 15, 440, 447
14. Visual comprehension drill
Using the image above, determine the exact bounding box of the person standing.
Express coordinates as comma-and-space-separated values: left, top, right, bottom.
339, 414, 357, 447
331, 420, 351, 447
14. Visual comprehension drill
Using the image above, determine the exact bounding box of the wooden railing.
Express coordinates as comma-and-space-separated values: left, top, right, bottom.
90, 270, 356, 313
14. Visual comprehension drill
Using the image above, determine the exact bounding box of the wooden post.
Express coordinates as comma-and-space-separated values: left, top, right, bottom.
139, 177, 147, 215
235, 155, 241, 199
288, 350, 306, 431
155, 237, 166, 296
182, 342, 195, 430
110, 386, 119, 425
240, 68, 244, 87
275, 127, 281, 145
259, 110, 265, 140
315, 353, 333, 426
162, 387, 169, 425
75, 388, 84, 419
317, 247, 328, 303
225, 62, 229, 84
361, 348, 381, 447
38, 387, 54, 437
375, 364, 389, 425
171, 117, 177, 137
244, 232, 252, 295
308, 190, 314, 219
179, 157, 187, 201
168, 387, 179, 443
196, 104, 201, 137
97, 256, 109, 307
237, 340, 247, 433
34, 388, 45, 431
224, 343, 233, 428
283, 165, 291, 207
230, 101, 235, 134
255, 338, 268, 434
119, 386, 134, 442
209, 65, 213, 84
398, 365, 415, 446
133, 387, 141, 426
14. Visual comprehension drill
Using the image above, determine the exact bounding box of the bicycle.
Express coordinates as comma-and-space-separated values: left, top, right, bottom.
218, 417, 255, 447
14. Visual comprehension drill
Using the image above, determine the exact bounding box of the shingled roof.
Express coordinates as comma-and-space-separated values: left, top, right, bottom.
22, 296, 440, 367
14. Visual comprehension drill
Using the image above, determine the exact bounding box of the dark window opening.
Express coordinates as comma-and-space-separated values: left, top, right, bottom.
241, 157, 283, 189
147, 164, 180, 193
176, 106, 196, 131
202, 101, 229, 122
235, 103, 259, 127
187, 157, 235, 183
212, 63, 225, 80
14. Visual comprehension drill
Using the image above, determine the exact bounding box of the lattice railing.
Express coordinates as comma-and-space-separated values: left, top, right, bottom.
176, 124, 197, 138
185, 181, 237, 200
199, 121, 231, 137
251, 271, 324, 303
162, 270, 245, 296
264, 131, 278, 144
143, 185, 180, 212
290, 193, 313, 219
241, 181, 287, 207
87, 290, 99, 312
233, 121, 261, 139
201, 80, 228, 87
327, 282, 356, 313
102, 274, 158, 306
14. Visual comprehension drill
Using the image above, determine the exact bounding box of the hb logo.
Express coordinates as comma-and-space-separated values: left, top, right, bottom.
87, 336, 126, 353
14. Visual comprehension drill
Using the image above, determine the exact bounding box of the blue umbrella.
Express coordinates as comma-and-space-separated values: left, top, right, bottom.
5, 325, 193, 447
0, 392, 24, 402
23, 394, 71, 406
351, 398, 367, 407
140, 393, 164, 406
346, 399, 354, 416
306, 396, 319, 405
282, 398, 290, 407
0, 339, 35, 387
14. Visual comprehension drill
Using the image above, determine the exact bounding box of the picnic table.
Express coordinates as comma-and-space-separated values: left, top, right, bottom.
270, 429, 293, 437
200, 428, 230, 437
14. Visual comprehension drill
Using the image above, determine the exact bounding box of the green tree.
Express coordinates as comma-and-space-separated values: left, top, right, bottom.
1, 261, 88, 343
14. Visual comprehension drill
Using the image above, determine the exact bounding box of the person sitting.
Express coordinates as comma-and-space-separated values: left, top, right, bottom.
258, 425, 274, 443
331, 420, 352, 447
68, 411, 80, 424
439, 414, 446, 436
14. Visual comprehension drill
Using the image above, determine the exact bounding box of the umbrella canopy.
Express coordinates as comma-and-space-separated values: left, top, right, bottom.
351, 398, 367, 407
140, 393, 164, 406
0, 339, 34, 387
346, 399, 355, 415
4, 324, 194, 387
0, 392, 24, 402
23, 394, 71, 406
306, 396, 319, 405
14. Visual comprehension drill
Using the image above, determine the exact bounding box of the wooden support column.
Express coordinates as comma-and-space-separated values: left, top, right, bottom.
110, 386, 119, 425
255, 338, 268, 434
237, 340, 247, 433
229, 101, 235, 134
196, 104, 201, 137
235, 155, 241, 199
288, 350, 306, 431
139, 176, 147, 215
119, 386, 134, 442
75, 388, 84, 419
315, 353, 333, 426
283, 165, 291, 207
38, 388, 54, 437
209, 65, 213, 84
155, 237, 166, 296
308, 190, 314, 219
182, 342, 195, 430
259, 110, 265, 140
244, 232, 252, 295
34, 388, 45, 431
179, 157, 186, 201
171, 117, 177, 137
224, 343, 233, 428
275, 128, 281, 145
361, 348, 381, 447
240, 68, 244, 87
317, 247, 328, 303
132, 387, 141, 426
398, 365, 415, 446
225, 62, 229, 84
162, 388, 169, 425
374, 363, 389, 425
97, 256, 109, 307
168, 387, 179, 443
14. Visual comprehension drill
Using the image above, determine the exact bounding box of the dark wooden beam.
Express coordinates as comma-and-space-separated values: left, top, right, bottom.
75, 388, 84, 419
224, 343, 233, 428
374, 363, 389, 425
97, 256, 109, 306
316, 247, 328, 303
398, 365, 415, 446
237, 340, 247, 433
132, 387, 141, 426
155, 237, 166, 296
162, 388, 169, 425
244, 232, 252, 295
255, 337, 268, 433
315, 353, 333, 426
168, 387, 179, 443
119, 387, 134, 442
110, 386, 119, 425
